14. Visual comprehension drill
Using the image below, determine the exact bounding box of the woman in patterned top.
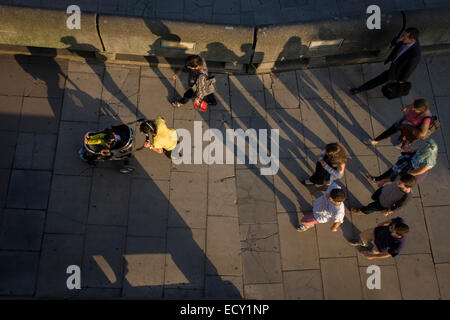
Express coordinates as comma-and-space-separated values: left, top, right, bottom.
363, 138, 438, 187
171, 55, 216, 108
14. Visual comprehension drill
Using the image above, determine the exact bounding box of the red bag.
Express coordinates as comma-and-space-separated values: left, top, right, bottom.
193, 99, 208, 112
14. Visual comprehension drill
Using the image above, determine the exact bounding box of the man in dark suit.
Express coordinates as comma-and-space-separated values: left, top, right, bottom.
350, 28, 421, 94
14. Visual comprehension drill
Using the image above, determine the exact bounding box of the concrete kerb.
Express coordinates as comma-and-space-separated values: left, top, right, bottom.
1, 5, 450, 74
0, 5, 102, 52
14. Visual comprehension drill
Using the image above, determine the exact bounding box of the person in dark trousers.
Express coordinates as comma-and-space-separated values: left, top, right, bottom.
351, 174, 415, 216
171, 55, 217, 107
363, 98, 432, 148
350, 28, 421, 94
350, 217, 409, 260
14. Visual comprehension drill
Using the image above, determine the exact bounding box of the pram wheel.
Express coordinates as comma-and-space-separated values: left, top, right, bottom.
119, 166, 135, 174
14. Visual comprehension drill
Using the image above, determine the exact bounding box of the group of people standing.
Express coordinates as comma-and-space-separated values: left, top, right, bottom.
297, 27, 440, 260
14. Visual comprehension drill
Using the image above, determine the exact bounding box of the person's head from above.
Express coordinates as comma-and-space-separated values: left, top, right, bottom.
185, 55, 204, 70
139, 120, 157, 137
399, 27, 419, 44
397, 174, 416, 192
327, 188, 346, 206
389, 222, 409, 239
104, 132, 116, 148
325, 143, 347, 164
412, 98, 429, 115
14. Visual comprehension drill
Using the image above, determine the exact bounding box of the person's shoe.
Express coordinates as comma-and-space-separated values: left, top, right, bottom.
363, 138, 377, 146
361, 171, 376, 184
171, 101, 183, 108
301, 179, 314, 186
350, 208, 364, 215
349, 239, 362, 247
296, 224, 312, 232
350, 88, 362, 95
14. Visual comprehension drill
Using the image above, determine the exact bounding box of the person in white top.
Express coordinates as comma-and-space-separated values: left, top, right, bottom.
297, 183, 346, 232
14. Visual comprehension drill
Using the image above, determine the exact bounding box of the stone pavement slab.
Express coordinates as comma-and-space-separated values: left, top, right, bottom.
20, 96, 61, 133
62, 72, 103, 123
236, 169, 277, 224
205, 275, 243, 299
240, 223, 282, 284
206, 216, 242, 276
283, 270, 323, 300
128, 178, 170, 237
0, 59, 27, 96
6, 170, 52, 210
23, 60, 66, 99
0, 209, 45, 251
244, 283, 284, 299
164, 227, 205, 289
168, 171, 207, 229
274, 158, 315, 213
0, 169, 10, 209
207, 164, 238, 218
0, 251, 39, 295
82, 225, 127, 289
435, 263, 450, 300
278, 212, 320, 270
335, 94, 375, 157
359, 265, 402, 300
36, 234, 84, 298
46, 175, 91, 234
88, 168, 131, 226
315, 217, 357, 258
267, 108, 305, 159
394, 198, 431, 255
424, 206, 450, 264
122, 237, 166, 298
344, 155, 380, 208
419, 154, 450, 207
297, 68, 332, 100
0, 95, 23, 131
13, 133, 56, 170
301, 98, 338, 149
53, 121, 95, 176
0, 131, 17, 169
426, 56, 450, 97
320, 257, 363, 299
395, 254, 440, 299
79, 288, 122, 299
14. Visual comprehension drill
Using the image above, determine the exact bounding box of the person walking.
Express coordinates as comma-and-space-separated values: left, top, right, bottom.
297, 183, 346, 233
171, 55, 217, 108
350, 28, 421, 94
363, 98, 432, 149
351, 174, 415, 216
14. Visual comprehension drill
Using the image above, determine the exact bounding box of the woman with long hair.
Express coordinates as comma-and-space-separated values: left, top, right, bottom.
302, 143, 347, 194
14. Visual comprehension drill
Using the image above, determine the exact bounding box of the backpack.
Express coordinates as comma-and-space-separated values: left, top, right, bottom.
421, 116, 440, 139
381, 82, 411, 99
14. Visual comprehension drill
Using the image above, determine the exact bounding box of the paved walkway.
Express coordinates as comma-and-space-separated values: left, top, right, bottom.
0, 52, 450, 299
2, 0, 450, 26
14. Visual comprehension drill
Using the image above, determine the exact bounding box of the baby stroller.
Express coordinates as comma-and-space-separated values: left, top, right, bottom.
78, 119, 148, 174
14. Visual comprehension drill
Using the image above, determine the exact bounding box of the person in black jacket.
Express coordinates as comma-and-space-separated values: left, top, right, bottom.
350, 28, 421, 94
350, 174, 415, 216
